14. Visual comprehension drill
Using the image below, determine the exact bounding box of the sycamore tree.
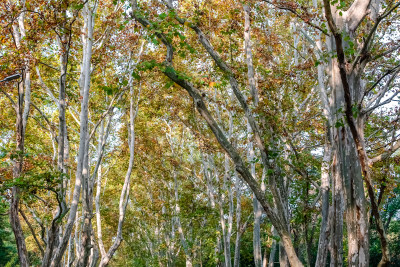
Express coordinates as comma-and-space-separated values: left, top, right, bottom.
1, 0, 400, 266
1, 0, 142, 266
128, 0, 400, 266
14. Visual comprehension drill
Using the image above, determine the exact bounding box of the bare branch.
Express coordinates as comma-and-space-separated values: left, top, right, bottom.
370, 140, 400, 164
88, 89, 125, 141
364, 65, 400, 97
38, 61, 60, 71
353, 2, 400, 66
364, 69, 400, 113
366, 90, 400, 113
373, 43, 400, 61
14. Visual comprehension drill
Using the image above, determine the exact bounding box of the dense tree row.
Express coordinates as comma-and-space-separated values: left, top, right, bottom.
0, 0, 399, 266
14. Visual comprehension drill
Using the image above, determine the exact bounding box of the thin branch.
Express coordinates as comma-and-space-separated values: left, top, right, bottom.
31, 102, 58, 139
364, 67, 400, 113
373, 43, 400, 61
365, 90, 400, 114
368, 134, 400, 153
19, 208, 44, 256
25, 205, 47, 246
353, 2, 400, 67
261, 0, 328, 35
38, 61, 60, 71
36, 66, 59, 104
88, 90, 124, 141
370, 139, 400, 164
364, 65, 400, 98
0, 87, 17, 111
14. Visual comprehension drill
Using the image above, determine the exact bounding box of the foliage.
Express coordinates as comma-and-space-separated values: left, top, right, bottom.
0, 0, 399, 266
0, 201, 18, 266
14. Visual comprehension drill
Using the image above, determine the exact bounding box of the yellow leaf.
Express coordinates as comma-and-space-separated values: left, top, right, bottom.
209, 82, 216, 87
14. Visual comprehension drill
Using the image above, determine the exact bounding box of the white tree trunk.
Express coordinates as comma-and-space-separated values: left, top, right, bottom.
98, 84, 139, 267
233, 176, 242, 267
268, 227, 277, 267
49, 2, 96, 265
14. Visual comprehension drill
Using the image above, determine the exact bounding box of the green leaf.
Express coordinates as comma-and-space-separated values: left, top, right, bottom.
168, 10, 176, 18
132, 71, 141, 80
165, 66, 175, 74
352, 106, 359, 118
139, 60, 157, 71
72, 3, 84, 10
177, 32, 186, 41
100, 86, 113, 95
335, 119, 344, 128
159, 13, 167, 20
165, 81, 174, 88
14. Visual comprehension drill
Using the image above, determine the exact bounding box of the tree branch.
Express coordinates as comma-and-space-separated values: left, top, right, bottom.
370, 140, 400, 164
0, 87, 17, 112
345, 0, 372, 31
19, 208, 44, 256
261, 0, 328, 35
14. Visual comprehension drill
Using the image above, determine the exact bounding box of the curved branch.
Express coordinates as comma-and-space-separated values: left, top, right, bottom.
19, 208, 44, 256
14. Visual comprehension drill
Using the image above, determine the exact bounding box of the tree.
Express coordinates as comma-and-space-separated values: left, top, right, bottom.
1, 0, 399, 266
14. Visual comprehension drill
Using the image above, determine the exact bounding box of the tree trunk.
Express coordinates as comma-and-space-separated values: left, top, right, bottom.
248, 127, 262, 267
253, 196, 262, 267
10, 82, 30, 267
315, 140, 331, 267
98, 78, 139, 267
9, 9, 31, 267
131, 3, 304, 265
330, 47, 368, 267
329, 59, 345, 267
49, 2, 96, 265
322, 2, 394, 265
279, 241, 289, 267
233, 177, 242, 267
315, 27, 332, 265
173, 170, 193, 267
268, 227, 277, 267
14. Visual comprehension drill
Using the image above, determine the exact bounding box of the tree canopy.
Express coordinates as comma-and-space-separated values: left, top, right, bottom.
0, 0, 400, 266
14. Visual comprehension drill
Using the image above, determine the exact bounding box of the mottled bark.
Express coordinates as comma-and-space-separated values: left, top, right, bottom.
41, 18, 70, 266
9, 11, 31, 265
323, 1, 392, 265
314, 3, 332, 265
314, 141, 331, 267
329, 58, 345, 267
49, 2, 96, 265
